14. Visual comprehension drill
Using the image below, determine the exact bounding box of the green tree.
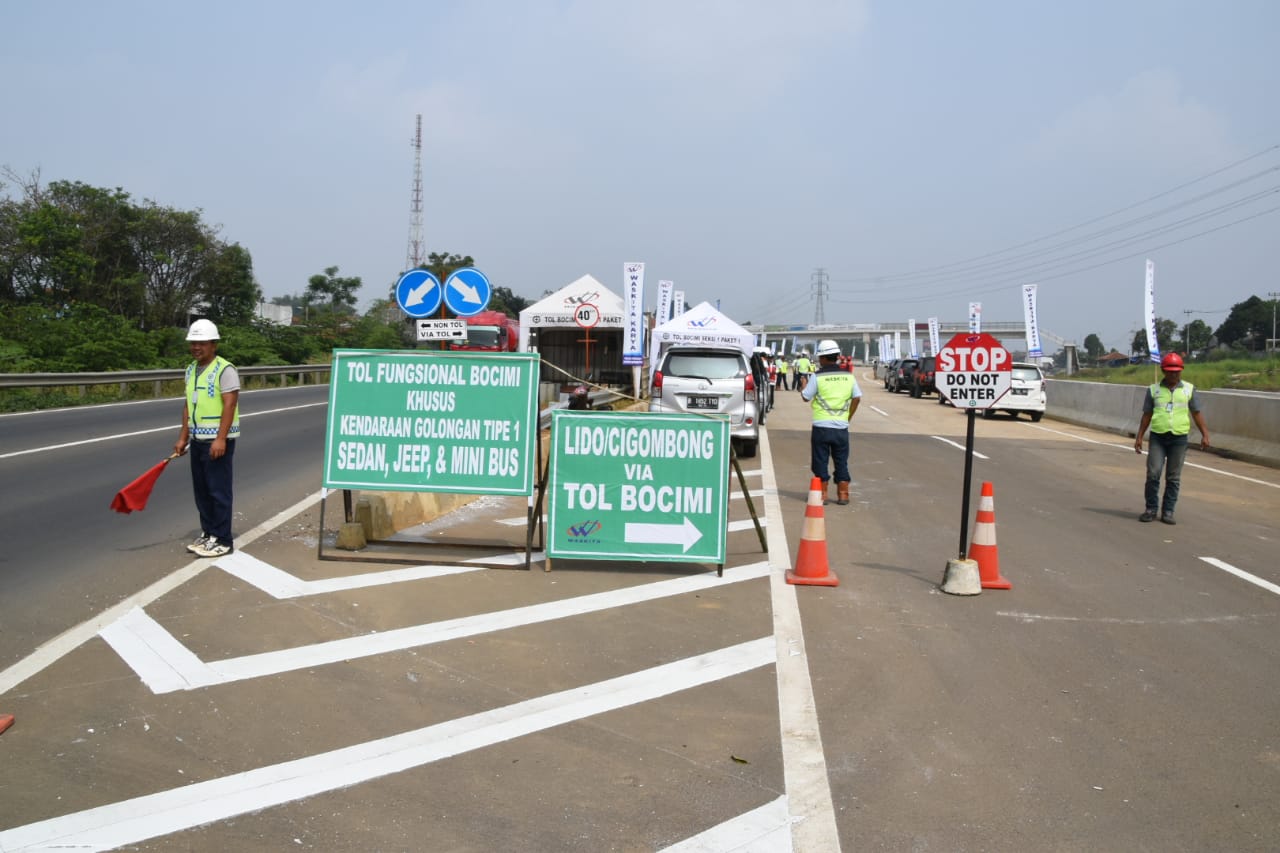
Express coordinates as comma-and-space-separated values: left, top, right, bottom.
489, 284, 531, 316
131, 202, 219, 330
1182, 319, 1211, 355
1083, 333, 1105, 361
1214, 296, 1270, 350
202, 242, 260, 326
1131, 318, 1177, 357
306, 265, 361, 314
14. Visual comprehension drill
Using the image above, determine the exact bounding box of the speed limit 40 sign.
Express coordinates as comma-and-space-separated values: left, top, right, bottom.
937, 332, 1012, 408
574, 302, 600, 329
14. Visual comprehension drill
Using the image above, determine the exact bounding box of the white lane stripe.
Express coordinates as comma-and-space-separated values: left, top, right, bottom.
1199, 557, 1280, 596
1029, 424, 1279, 489
930, 435, 990, 459
0, 401, 327, 459
0, 638, 777, 853
99, 609, 220, 693
731, 489, 766, 500
105, 562, 772, 693
213, 551, 525, 598
869, 405, 889, 417
758, 427, 842, 851
0, 490, 325, 696
728, 518, 767, 533
659, 795, 792, 852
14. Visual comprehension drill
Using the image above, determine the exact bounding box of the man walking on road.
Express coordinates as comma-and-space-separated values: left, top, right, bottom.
174, 319, 240, 557
802, 339, 861, 505
1134, 352, 1209, 525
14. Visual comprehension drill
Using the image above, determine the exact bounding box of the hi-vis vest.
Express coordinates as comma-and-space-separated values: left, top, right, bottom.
1149, 381, 1193, 435
186, 356, 240, 441
811, 369, 856, 421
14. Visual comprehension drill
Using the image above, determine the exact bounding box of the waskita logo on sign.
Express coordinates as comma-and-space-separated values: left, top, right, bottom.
567, 520, 603, 542
564, 291, 601, 306
687, 316, 718, 328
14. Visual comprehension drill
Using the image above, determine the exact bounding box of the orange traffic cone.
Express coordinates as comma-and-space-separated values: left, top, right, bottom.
967, 481, 1011, 589
0, 713, 13, 735
787, 477, 839, 587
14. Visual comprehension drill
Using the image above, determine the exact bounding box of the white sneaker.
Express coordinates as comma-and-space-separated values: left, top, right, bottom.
185, 534, 211, 554
194, 540, 232, 558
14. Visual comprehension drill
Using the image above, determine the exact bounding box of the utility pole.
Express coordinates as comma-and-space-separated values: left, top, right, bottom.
810, 268, 829, 325
1270, 291, 1279, 355
1183, 308, 1193, 356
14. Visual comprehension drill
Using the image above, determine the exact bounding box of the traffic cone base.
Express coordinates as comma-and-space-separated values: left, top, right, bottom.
967, 481, 1011, 589
788, 477, 839, 587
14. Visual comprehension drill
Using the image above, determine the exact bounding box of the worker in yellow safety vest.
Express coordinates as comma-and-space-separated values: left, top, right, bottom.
1134, 352, 1209, 525
174, 319, 241, 558
801, 339, 862, 505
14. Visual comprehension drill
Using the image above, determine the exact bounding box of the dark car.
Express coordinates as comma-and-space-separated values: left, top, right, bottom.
885, 358, 919, 393
910, 356, 937, 398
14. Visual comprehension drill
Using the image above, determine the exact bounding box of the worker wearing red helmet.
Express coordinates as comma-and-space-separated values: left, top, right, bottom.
1134, 352, 1210, 525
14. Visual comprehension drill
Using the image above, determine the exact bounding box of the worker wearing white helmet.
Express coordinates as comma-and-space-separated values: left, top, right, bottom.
173, 319, 240, 557
801, 339, 861, 505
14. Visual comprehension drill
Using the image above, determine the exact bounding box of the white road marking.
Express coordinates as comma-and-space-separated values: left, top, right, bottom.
758, 427, 842, 851
0, 638, 777, 853
728, 518, 767, 533
869, 405, 889, 417
0, 401, 327, 459
930, 435, 990, 459
731, 489, 766, 500
214, 550, 524, 598
1029, 423, 1279, 489
997, 611, 1256, 625
0, 490, 325, 695
101, 562, 772, 693
659, 795, 792, 852
1199, 557, 1280, 596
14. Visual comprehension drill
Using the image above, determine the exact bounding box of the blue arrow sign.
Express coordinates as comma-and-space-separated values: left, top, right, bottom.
443, 268, 492, 317
396, 269, 442, 318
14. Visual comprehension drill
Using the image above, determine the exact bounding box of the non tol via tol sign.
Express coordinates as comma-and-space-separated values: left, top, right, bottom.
547, 411, 729, 563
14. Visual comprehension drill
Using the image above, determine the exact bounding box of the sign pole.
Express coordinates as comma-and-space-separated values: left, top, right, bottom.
958, 408, 976, 559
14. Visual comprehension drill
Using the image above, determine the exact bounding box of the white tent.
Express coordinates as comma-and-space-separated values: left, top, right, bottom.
518, 274, 624, 352
650, 301, 754, 358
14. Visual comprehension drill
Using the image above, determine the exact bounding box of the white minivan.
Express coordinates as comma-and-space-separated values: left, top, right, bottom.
649, 346, 760, 457
982, 362, 1047, 421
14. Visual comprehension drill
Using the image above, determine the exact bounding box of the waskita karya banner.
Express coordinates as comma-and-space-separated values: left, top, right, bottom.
1023, 283, 1043, 360
623, 262, 645, 366
1144, 259, 1160, 363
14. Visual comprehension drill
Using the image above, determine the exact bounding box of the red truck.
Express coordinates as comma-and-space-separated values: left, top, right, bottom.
448, 309, 520, 352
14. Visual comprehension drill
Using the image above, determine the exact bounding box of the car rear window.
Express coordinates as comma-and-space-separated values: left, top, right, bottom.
1012, 367, 1042, 381
665, 352, 745, 380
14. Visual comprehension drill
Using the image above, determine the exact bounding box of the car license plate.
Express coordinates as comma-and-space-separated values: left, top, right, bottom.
1011, 388, 1028, 395
687, 395, 719, 410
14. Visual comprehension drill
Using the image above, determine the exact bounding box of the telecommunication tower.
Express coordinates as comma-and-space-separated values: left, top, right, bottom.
405, 114, 424, 271
810, 267, 829, 324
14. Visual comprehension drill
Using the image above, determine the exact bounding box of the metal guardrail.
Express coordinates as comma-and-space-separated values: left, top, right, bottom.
0, 365, 331, 395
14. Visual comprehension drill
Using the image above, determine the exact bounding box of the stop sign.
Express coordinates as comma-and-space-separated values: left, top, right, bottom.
936, 332, 1012, 409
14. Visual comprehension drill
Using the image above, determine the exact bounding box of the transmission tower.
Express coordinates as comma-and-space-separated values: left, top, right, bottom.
405, 114, 424, 271
810, 268, 829, 324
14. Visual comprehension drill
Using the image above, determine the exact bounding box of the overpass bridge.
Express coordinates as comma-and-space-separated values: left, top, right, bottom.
743, 320, 1052, 359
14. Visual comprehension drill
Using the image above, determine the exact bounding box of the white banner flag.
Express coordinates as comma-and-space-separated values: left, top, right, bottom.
907, 319, 919, 358
1022, 284, 1043, 360
969, 302, 982, 333
656, 280, 674, 326
928, 317, 940, 356
1144, 259, 1160, 363
893, 330, 902, 361
623, 263, 645, 367
672, 290, 685, 318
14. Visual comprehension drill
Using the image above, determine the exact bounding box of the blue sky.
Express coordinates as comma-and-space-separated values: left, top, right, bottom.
3, 1, 1277, 352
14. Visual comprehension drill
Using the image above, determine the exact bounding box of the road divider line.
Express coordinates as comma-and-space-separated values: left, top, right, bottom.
758, 427, 841, 851
1199, 557, 1280, 596
0, 638, 777, 853
869, 405, 889, 417
930, 435, 990, 459
659, 795, 791, 852
0, 490, 326, 695
102, 562, 772, 693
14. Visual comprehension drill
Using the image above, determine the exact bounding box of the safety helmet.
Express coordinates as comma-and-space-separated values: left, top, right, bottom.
186, 319, 220, 341
816, 339, 841, 357
1160, 352, 1184, 371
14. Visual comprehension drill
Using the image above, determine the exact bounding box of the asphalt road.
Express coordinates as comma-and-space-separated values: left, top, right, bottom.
1, 374, 1277, 851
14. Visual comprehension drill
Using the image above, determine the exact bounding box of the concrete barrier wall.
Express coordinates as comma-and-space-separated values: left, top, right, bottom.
1047, 380, 1280, 468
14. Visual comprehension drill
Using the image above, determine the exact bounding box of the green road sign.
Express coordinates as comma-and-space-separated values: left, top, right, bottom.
547, 411, 730, 563
323, 349, 539, 494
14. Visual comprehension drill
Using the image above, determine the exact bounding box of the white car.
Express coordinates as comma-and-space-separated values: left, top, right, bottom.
649, 346, 760, 457
982, 362, 1047, 421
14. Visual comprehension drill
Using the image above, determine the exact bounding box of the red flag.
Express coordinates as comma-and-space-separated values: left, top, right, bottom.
110, 453, 180, 514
